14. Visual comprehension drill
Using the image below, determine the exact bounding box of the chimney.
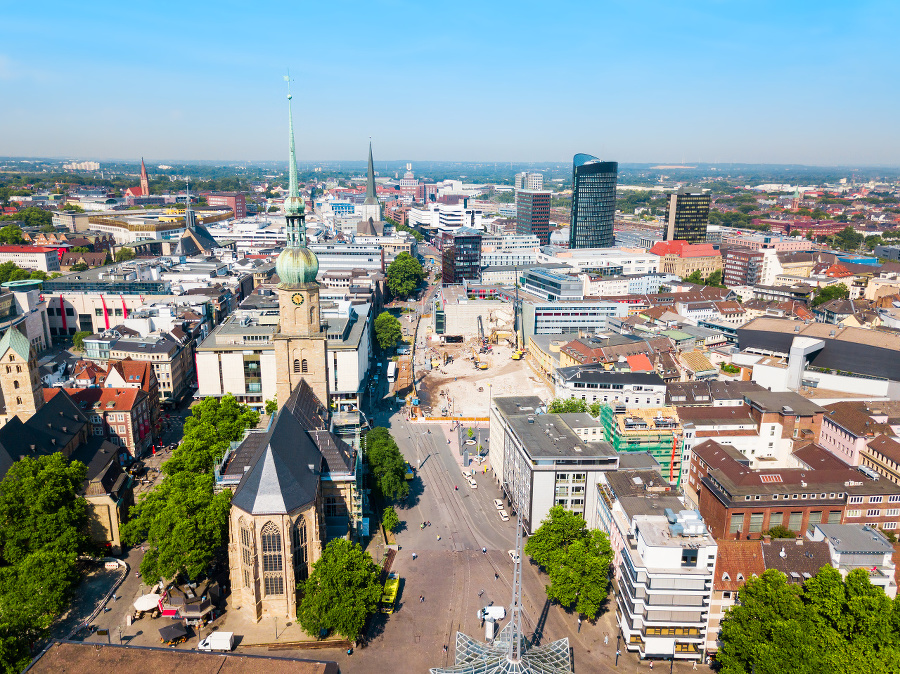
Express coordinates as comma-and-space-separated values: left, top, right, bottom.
762, 534, 771, 543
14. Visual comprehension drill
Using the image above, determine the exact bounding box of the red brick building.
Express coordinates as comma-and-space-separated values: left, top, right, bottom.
691, 439, 900, 540
203, 192, 246, 219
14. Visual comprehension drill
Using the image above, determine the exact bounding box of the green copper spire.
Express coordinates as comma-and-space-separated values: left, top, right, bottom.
364, 138, 378, 205
276, 73, 318, 286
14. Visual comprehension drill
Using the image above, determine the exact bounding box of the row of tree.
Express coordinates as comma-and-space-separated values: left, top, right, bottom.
122, 395, 259, 582
0, 454, 91, 672
718, 566, 900, 673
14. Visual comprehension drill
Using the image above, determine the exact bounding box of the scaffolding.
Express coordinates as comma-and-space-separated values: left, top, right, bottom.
599, 404, 683, 486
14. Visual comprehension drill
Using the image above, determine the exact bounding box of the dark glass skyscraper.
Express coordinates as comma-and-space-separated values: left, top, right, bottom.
663, 188, 711, 244
516, 189, 551, 245
569, 154, 617, 249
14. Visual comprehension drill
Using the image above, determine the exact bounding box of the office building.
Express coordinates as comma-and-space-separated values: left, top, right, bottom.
516, 190, 551, 245
0, 246, 60, 272
514, 171, 543, 191
489, 396, 618, 532
569, 154, 618, 249
615, 508, 716, 662
204, 192, 247, 219
441, 229, 482, 285
663, 189, 711, 244
650, 241, 722, 279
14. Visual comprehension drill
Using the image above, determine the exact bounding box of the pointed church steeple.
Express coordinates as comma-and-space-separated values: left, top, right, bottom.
364, 139, 378, 206
140, 157, 150, 196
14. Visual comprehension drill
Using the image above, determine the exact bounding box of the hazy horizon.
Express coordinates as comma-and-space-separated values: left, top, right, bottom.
2, 1, 898, 166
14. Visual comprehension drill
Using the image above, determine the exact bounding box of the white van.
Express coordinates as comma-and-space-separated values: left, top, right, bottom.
198, 632, 234, 652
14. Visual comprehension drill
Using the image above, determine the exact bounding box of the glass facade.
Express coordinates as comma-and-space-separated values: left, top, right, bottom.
441, 233, 482, 285
569, 154, 618, 249
516, 190, 551, 245
663, 190, 711, 244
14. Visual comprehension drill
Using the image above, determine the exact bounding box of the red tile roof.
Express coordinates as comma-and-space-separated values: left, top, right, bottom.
626, 354, 654, 372
650, 241, 720, 258
0, 245, 55, 253
714, 540, 765, 591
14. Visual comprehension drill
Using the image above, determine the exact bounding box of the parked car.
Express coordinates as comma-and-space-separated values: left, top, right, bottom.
493, 499, 504, 510
498, 509, 509, 522
508, 550, 520, 563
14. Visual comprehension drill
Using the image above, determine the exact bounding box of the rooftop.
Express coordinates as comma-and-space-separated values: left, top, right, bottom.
742, 389, 825, 416
815, 524, 894, 554
507, 413, 617, 460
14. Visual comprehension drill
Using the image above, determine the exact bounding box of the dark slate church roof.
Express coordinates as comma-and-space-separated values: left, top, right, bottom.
231, 408, 321, 515
231, 381, 355, 515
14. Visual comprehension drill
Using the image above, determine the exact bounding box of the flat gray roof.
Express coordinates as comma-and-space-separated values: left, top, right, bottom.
507, 413, 616, 459
816, 524, 893, 554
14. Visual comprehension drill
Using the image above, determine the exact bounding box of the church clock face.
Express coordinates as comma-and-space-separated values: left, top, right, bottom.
291, 293, 305, 306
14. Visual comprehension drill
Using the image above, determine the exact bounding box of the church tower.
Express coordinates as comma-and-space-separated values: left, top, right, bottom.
273, 81, 329, 408
140, 157, 150, 197
0, 327, 45, 422
357, 140, 382, 223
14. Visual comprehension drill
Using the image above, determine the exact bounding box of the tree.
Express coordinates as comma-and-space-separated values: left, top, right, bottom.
705, 269, 724, 287
122, 471, 232, 583
386, 252, 424, 299
122, 395, 258, 583
548, 398, 588, 414
0, 207, 51, 229
811, 283, 850, 307
62, 203, 85, 213
72, 330, 91, 351
364, 427, 409, 502
297, 538, 382, 642
264, 398, 278, 415
69, 262, 89, 272
0, 225, 24, 245
115, 248, 136, 263
524, 506, 613, 619
790, 230, 802, 237
0, 454, 90, 672
70, 246, 90, 253
163, 395, 260, 475
683, 270, 703, 284
717, 566, 900, 674
382, 506, 400, 533
267, 206, 279, 213
373, 311, 402, 351
763, 525, 797, 539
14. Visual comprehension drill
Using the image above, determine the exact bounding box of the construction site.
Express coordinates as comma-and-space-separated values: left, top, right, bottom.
391, 288, 552, 419
599, 403, 683, 485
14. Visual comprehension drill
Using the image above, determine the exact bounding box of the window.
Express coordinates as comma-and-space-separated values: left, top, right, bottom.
849, 496, 864, 504
769, 512, 783, 528
15, 397, 21, 405
883, 522, 898, 530
293, 359, 300, 373
887, 509, 900, 517
240, 521, 253, 568
12, 381, 18, 389
261, 522, 283, 595
788, 512, 803, 531
292, 516, 309, 581
846, 510, 862, 518
301, 359, 308, 373
869, 496, 883, 504
729, 514, 744, 534
749, 513, 764, 533
889, 495, 900, 503
867, 509, 881, 517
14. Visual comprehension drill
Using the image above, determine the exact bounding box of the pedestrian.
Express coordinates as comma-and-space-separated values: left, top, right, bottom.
494, 572, 499, 580
420, 595, 425, 603
482, 547, 487, 554
443, 644, 448, 654
347, 647, 353, 656
437, 534, 441, 541
604, 634, 608, 645
478, 589, 484, 598
412, 552, 417, 560
649, 661, 653, 670
692, 662, 698, 670
577, 618, 582, 633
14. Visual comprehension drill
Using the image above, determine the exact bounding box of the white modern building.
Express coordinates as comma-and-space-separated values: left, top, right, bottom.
810, 524, 897, 598
196, 300, 371, 412
408, 203, 484, 231
489, 396, 618, 532
0, 246, 60, 272
520, 298, 631, 335
514, 172, 544, 191
536, 247, 659, 277
615, 508, 717, 662
553, 366, 667, 408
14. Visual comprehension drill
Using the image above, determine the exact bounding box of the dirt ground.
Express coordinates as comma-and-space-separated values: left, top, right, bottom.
418, 339, 551, 417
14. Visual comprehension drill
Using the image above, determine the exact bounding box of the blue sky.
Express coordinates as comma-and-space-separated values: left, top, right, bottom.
1, 0, 897, 165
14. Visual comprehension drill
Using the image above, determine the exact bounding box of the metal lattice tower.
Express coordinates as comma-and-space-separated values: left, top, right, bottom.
430, 511, 572, 674
507, 512, 524, 662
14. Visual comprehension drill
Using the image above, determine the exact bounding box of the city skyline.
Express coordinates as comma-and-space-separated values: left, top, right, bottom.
1, 1, 898, 165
